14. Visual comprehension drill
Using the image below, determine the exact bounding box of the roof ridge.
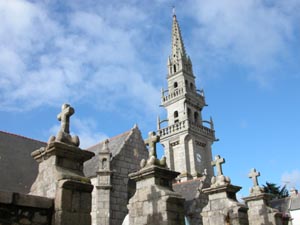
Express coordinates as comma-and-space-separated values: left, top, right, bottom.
86, 129, 131, 150
0, 130, 46, 144
112, 125, 138, 157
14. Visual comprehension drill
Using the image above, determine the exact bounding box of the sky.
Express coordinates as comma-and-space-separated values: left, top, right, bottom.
0, 0, 299, 198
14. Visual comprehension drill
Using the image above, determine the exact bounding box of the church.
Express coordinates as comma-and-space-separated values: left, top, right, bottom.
0, 13, 298, 225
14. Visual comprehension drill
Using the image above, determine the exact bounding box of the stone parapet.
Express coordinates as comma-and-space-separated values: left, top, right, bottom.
0, 190, 53, 225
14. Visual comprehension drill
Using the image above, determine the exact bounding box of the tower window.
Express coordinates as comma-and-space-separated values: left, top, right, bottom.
174, 111, 179, 123
174, 111, 179, 118
174, 82, 178, 88
173, 65, 176, 73
194, 112, 199, 123
101, 158, 107, 170
187, 108, 191, 118
190, 83, 194, 90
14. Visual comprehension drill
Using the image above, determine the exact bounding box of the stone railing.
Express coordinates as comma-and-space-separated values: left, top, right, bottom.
158, 119, 215, 139
162, 87, 185, 103
162, 88, 206, 106
189, 121, 215, 139
158, 120, 187, 137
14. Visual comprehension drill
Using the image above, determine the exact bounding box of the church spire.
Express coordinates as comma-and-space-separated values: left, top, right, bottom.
168, 13, 192, 77
171, 14, 187, 60
159, 13, 215, 181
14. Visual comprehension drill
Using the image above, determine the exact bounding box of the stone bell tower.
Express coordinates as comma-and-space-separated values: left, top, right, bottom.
158, 14, 216, 181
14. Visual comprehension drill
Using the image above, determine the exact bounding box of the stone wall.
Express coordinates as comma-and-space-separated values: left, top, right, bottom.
0, 191, 53, 225
109, 129, 148, 225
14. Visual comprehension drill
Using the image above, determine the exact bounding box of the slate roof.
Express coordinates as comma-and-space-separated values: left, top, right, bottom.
270, 197, 291, 213
290, 195, 300, 210
173, 178, 203, 201
83, 130, 132, 178
0, 131, 46, 194
269, 195, 300, 212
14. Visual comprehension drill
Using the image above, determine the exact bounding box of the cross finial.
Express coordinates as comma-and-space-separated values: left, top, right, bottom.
249, 168, 260, 187
172, 6, 176, 16
48, 103, 79, 146
144, 131, 160, 158
57, 103, 74, 134
211, 155, 225, 176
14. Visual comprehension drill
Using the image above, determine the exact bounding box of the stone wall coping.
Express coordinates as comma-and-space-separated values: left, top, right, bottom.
0, 190, 53, 209
129, 165, 180, 182
96, 170, 113, 176
58, 179, 94, 193
243, 192, 272, 203
96, 185, 112, 190
32, 141, 95, 163
203, 183, 241, 196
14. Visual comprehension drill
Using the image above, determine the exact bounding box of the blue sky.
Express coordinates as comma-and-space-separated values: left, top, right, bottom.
0, 0, 299, 198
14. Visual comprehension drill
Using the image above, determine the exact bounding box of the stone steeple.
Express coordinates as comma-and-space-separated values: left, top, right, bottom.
168, 14, 192, 79
158, 14, 216, 181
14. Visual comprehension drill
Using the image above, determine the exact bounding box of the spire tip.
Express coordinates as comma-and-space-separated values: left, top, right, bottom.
172, 6, 176, 17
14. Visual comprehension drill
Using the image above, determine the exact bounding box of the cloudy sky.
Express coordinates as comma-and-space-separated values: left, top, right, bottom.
0, 0, 299, 197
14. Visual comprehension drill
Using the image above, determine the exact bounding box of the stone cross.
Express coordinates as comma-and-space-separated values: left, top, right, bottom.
57, 104, 74, 134
211, 155, 225, 176
144, 131, 160, 158
249, 168, 260, 187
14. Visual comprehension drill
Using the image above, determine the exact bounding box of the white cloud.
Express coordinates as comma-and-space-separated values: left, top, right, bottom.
72, 118, 108, 149
0, 0, 160, 116
281, 170, 300, 189
186, 0, 300, 85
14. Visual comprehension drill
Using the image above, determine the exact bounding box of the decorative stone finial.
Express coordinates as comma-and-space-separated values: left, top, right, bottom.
210, 155, 231, 188
101, 139, 110, 153
248, 168, 264, 195
249, 168, 260, 187
48, 103, 80, 147
140, 131, 167, 168
211, 155, 225, 176
145, 131, 159, 158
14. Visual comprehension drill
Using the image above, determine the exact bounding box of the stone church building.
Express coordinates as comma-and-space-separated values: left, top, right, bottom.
0, 13, 297, 225
84, 125, 148, 225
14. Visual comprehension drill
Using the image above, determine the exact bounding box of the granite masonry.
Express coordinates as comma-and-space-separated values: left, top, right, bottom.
84, 125, 148, 225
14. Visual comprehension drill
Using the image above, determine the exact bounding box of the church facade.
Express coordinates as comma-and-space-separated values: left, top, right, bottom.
0, 12, 297, 225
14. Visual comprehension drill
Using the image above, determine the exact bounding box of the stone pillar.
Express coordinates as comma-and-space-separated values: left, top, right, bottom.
201, 155, 249, 225
29, 104, 95, 225
54, 179, 93, 225
202, 184, 249, 225
94, 139, 112, 225
128, 131, 185, 225
30, 142, 94, 198
128, 166, 185, 225
243, 168, 290, 225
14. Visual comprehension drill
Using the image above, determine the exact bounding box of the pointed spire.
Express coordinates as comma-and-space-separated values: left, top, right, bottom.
172, 13, 187, 60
